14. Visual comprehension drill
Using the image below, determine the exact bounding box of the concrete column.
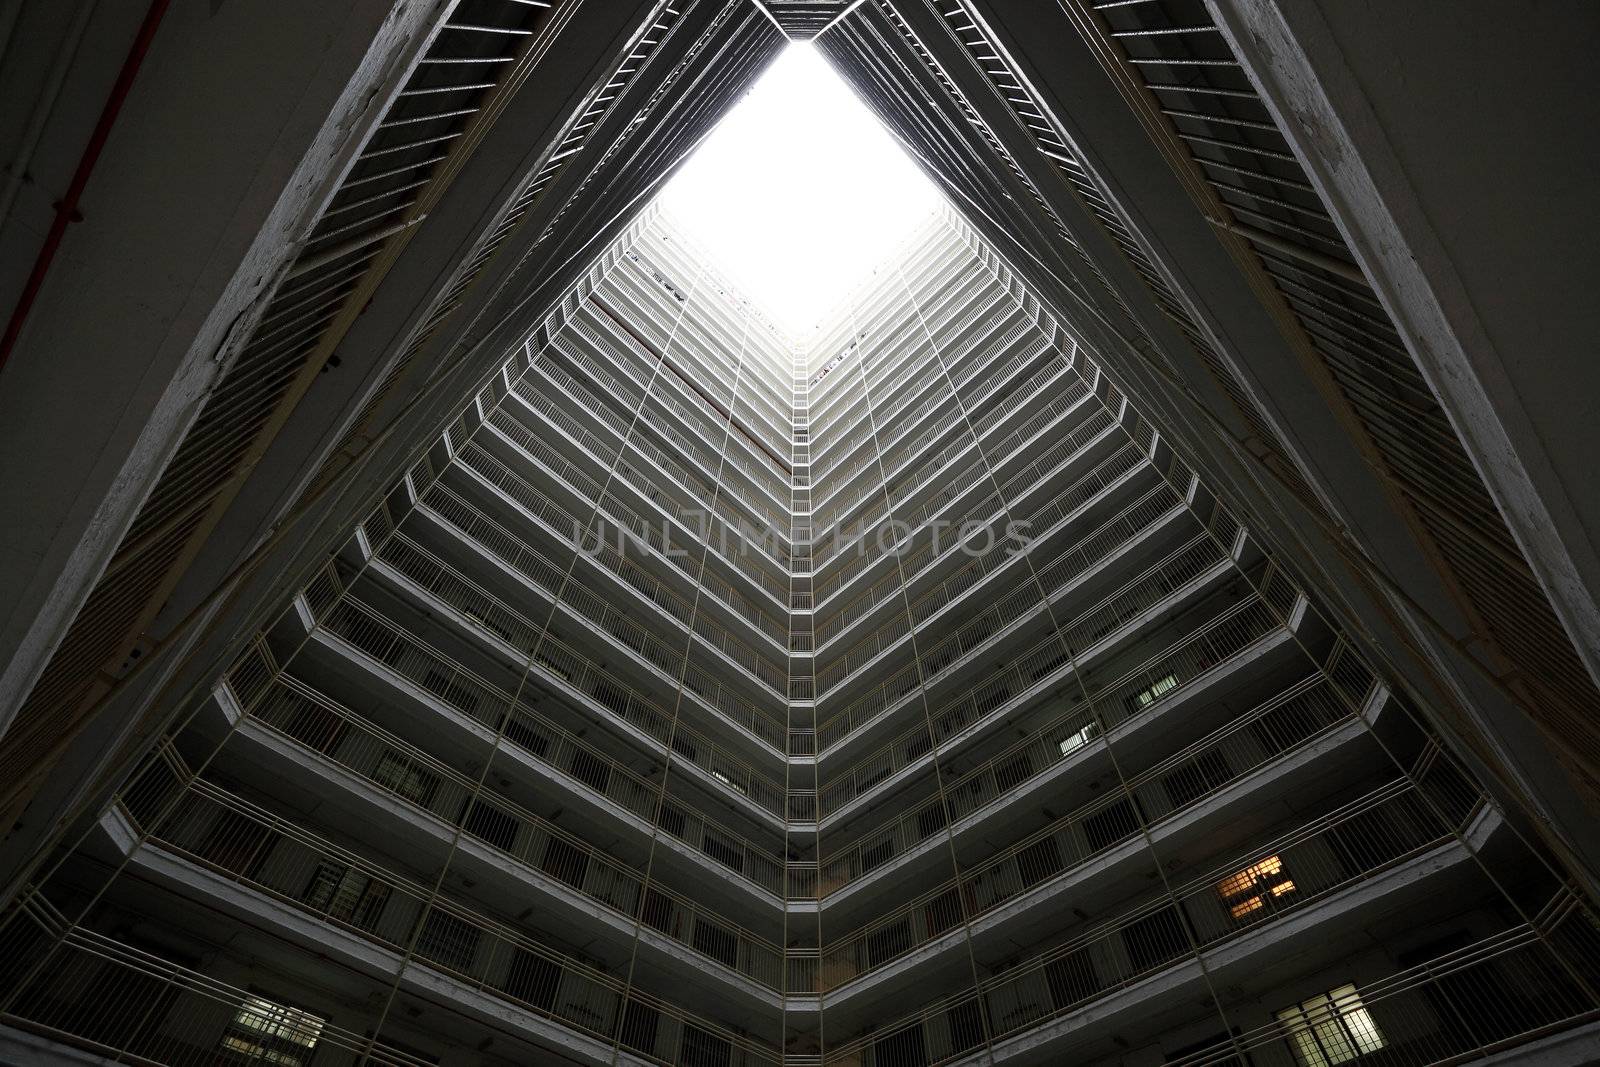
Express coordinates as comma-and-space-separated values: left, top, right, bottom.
0, 0, 444, 723
1207, 0, 1600, 692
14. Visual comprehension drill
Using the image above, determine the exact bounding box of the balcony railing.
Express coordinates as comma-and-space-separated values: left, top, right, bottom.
817, 484, 1195, 703
1164, 911, 1600, 1067
238, 678, 785, 986
1, 906, 444, 1067
423, 476, 786, 650
816, 536, 1232, 814
823, 765, 1481, 1065
813, 449, 1180, 751
815, 586, 1290, 827
812, 299, 1024, 457
376, 525, 787, 703
811, 401, 1121, 583
311, 586, 789, 800
456, 438, 790, 606
814, 358, 1093, 551
489, 400, 792, 573
811, 315, 1041, 465
520, 358, 789, 516
113, 778, 782, 1066
815, 675, 1362, 980
372, 525, 786, 722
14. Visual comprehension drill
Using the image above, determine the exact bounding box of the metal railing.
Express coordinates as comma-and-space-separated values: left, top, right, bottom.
456, 437, 791, 605
367, 526, 789, 730
813, 442, 1166, 749
811, 400, 1120, 583
238, 678, 785, 986
810, 343, 1080, 529
310, 583, 789, 803
521, 355, 788, 516
1166, 909, 1600, 1067
812, 313, 1049, 495
815, 456, 1178, 697
816, 676, 1361, 979
815, 536, 1232, 815
109, 777, 782, 1066
815, 479, 1181, 660
810, 313, 1041, 467
489, 398, 792, 574
1, 903, 440, 1066
380, 524, 787, 703
423, 476, 786, 650
822, 765, 1481, 1064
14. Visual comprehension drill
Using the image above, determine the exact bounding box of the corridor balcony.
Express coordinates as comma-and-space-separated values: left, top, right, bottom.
516, 358, 790, 524
327, 529, 789, 762
824, 768, 1498, 1066
810, 394, 1128, 591
809, 290, 1026, 447
810, 341, 1076, 525
207, 663, 786, 922
808, 275, 1008, 432
815, 534, 1237, 806
812, 578, 1308, 850
816, 670, 1383, 924
0, 910, 607, 1067
551, 316, 790, 498
810, 358, 1093, 543
448, 433, 790, 622
575, 296, 793, 458
407, 485, 787, 686
288, 578, 790, 817
810, 323, 1019, 475
491, 385, 792, 574
810, 680, 1396, 1024
95, 776, 785, 1063
808, 299, 1040, 469
184, 679, 790, 984
354, 531, 787, 799
383, 493, 786, 710
813, 476, 1185, 669
818, 518, 1227, 755
813, 496, 1260, 764
514, 342, 789, 527
422, 450, 788, 658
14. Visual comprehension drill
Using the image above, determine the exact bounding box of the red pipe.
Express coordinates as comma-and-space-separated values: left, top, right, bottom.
0, 0, 171, 377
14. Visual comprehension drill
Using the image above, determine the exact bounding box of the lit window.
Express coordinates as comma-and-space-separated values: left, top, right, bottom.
1058, 722, 1098, 757
1134, 672, 1179, 708
1276, 984, 1385, 1067
1217, 854, 1296, 919
221, 995, 325, 1066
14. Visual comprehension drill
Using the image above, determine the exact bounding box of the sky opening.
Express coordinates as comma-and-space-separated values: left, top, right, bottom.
657, 44, 943, 338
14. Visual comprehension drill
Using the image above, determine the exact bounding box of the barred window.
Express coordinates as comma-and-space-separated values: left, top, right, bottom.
1276, 984, 1385, 1067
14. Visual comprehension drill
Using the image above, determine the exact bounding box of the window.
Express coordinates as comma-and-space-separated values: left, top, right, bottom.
1058, 721, 1098, 757
374, 751, 439, 808
1276, 984, 1385, 1067
1218, 855, 1297, 919
303, 863, 390, 930
459, 797, 519, 851
1132, 672, 1180, 710
416, 908, 481, 972
220, 995, 324, 1066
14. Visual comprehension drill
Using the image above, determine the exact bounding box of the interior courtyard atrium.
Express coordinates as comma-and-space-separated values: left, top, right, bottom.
0, 2, 1597, 1066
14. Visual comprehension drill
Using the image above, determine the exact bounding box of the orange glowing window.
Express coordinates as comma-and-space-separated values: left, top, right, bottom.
1218, 855, 1296, 919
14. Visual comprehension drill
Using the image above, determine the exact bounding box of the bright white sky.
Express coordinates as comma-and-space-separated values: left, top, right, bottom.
658, 44, 942, 338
